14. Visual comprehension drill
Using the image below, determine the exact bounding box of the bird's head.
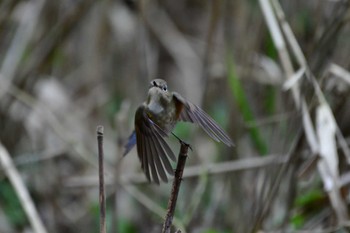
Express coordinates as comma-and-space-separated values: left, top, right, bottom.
149, 79, 168, 92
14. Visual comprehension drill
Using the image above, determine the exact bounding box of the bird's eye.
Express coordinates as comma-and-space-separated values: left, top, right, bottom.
162, 86, 167, 91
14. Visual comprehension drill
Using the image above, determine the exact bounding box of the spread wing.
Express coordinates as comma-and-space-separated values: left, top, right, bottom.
173, 92, 234, 147
134, 105, 176, 184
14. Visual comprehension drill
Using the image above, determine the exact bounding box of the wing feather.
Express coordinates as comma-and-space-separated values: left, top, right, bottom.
195, 105, 233, 145
134, 105, 175, 183
145, 134, 159, 184
187, 108, 221, 142
149, 136, 168, 182
152, 122, 177, 162
136, 131, 150, 181
173, 92, 234, 147
151, 129, 174, 175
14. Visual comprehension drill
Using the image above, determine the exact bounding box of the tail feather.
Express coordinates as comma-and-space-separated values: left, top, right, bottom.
123, 131, 136, 156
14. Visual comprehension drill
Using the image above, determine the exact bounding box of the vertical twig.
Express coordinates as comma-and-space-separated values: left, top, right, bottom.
162, 142, 190, 233
97, 126, 106, 233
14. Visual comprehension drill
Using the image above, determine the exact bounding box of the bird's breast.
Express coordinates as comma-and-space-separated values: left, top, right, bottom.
148, 100, 164, 115
146, 100, 177, 134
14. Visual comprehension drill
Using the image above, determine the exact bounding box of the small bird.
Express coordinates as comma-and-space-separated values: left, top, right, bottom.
123, 79, 234, 184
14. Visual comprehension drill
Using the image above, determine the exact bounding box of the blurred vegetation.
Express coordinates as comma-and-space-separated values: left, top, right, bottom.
0, 0, 350, 233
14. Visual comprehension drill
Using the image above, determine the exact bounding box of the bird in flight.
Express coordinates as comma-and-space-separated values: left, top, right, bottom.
123, 79, 234, 184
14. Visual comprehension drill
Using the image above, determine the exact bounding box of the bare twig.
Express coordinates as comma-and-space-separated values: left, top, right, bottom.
97, 126, 106, 233
0, 142, 48, 233
162, 142, 190, 233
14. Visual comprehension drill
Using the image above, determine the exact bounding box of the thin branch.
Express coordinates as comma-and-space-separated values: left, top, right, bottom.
0, 142, 48, 233
97, 126, 106, 233
162, 142, 190, 233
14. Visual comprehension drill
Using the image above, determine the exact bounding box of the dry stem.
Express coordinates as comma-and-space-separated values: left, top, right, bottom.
97, 126, 106, 233
162, 142, 190, 233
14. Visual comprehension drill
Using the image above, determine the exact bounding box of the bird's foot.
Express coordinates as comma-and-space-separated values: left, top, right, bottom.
179, 140, 192, 151
171, 132, 193, 151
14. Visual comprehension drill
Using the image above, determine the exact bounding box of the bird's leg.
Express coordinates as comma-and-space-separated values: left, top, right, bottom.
171, 132, 193, 151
